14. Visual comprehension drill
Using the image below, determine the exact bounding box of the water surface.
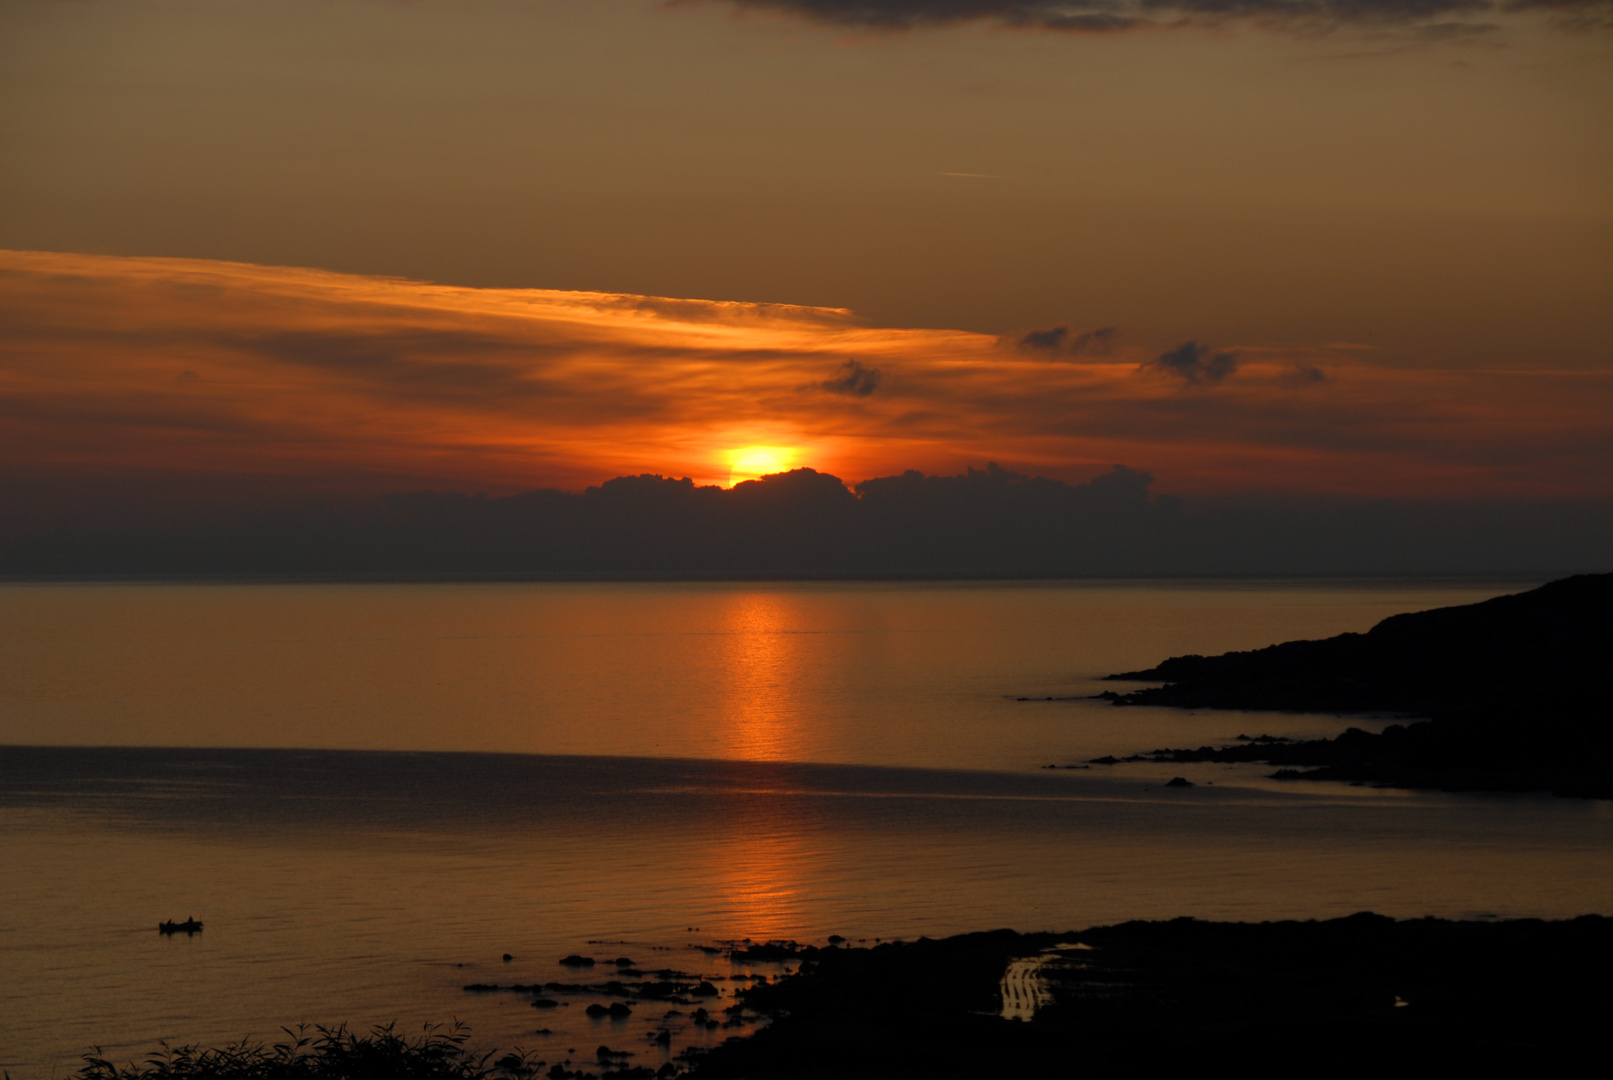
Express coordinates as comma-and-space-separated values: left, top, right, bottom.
5, 580, 1608, 1076
0, 579, 1531, 766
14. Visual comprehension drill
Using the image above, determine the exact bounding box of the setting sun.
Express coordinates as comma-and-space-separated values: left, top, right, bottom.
727, 446, 798, 487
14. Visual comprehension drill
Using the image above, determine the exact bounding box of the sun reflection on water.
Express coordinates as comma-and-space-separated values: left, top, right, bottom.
707, 810, 815, 942
712, 593, 819, 938
719, 592, 802, 762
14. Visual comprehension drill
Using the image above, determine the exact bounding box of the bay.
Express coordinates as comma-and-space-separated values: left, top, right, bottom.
3, 580, 1609, 1076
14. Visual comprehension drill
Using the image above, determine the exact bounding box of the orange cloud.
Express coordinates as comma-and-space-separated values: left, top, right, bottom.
2, 249, 1609, 501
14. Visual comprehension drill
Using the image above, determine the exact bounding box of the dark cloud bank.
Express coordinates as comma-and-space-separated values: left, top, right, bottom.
3, 466, 1608, 579
723, 0, 1612, 34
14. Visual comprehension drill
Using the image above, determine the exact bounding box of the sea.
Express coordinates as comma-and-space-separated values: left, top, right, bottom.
3, 580, 1611, 1076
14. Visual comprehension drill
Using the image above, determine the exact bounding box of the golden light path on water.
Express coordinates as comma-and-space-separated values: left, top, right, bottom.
721, 592, 799, 762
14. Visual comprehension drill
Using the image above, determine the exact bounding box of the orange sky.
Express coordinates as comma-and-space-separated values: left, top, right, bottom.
3, 3, 1609, 374
3, 249, 1608, 502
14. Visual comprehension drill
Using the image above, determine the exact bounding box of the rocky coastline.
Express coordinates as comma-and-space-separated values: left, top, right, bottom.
689, 915, 1610, 1076
70, 916, 1612, 1079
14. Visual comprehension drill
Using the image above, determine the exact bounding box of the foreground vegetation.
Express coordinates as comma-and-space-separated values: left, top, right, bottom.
70, 1024, 548, 1080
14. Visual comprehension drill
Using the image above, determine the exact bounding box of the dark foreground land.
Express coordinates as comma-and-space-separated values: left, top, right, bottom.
697, 916, 1612, 1077
73, 917, 1613, 1079
1097, 572, 1613, 797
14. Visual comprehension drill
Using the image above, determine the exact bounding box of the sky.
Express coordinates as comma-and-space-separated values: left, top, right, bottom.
1, 0, 1610, 507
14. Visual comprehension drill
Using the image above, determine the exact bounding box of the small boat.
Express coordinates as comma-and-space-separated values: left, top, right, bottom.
158, 918, 203, 935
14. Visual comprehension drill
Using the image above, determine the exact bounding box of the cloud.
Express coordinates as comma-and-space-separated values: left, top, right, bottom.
1143, 341, 1238, 384
1017, 325, 1071, 351
723, 1, 1143, 30
1007, 324, 1119, 358
821, 359, 884, 396
718, 0, 1609, 34
2, 249, 1610, 503
1283, 364, 1329, 386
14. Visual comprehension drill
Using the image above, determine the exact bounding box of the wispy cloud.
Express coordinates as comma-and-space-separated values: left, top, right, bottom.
2, 249, 1609, 500
820, 359, 885, 396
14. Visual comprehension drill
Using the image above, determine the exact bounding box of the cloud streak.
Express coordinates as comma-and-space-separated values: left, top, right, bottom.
2, 249, 1609, 504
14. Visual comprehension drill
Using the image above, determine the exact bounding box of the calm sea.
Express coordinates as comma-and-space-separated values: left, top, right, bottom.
3, 581, 1610, 1075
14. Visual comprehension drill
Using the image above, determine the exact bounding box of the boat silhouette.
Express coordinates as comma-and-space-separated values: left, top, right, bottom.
158, 918, 203, 935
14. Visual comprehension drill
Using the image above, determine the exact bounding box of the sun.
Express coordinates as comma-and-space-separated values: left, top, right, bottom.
727, 446, 797, 487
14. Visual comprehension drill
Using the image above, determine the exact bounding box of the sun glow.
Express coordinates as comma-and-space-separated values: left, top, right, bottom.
727, 446, 797, 487
7, 251, 1612, 502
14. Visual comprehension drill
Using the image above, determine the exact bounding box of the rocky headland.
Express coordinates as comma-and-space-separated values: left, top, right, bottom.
1096, 573, 1613, 797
